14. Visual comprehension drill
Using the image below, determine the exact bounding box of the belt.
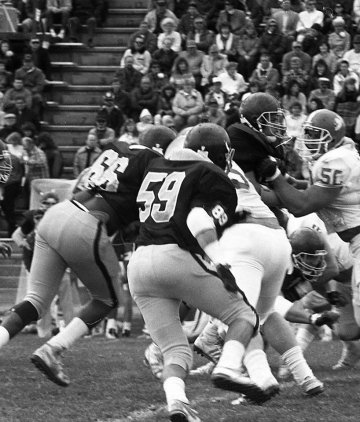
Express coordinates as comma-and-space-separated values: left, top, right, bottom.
338, 225, 360, 243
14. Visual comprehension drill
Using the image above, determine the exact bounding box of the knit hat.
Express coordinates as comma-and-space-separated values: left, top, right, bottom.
139, 108, 152, 119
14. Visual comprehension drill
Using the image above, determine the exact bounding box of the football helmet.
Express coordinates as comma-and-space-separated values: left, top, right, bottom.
139, 125, 177, 154
297, 110, 346, 159
184, 123, 234, 171
289, 227, 327, 283
0, 140, 12, 184
239, 93, 287, 140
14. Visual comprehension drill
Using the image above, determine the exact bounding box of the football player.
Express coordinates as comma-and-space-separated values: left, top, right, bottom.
0, 126, 176, 386
0, 141, 13, 259
127, 123, 272, 421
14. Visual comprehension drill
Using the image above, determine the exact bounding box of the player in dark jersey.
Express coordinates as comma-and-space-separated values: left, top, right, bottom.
127, 123, 271, 421
0, 127, 176, 387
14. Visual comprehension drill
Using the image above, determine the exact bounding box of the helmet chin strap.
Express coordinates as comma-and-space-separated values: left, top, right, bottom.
240, 115, 260, 132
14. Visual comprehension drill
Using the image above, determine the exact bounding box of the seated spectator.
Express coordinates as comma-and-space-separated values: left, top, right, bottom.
308, 58, 333, 91
109, 78, 131, 117
354, 0, 360, 33
117, 118, 139, 145
187, 15, 215, 54
130, 75, 159, 121
216, 0, 246, 36
156, 83, 176, 118
97, 92, 125, 138
328, 17, 351, 60
308, 77, 335, 110
0, 62, 13, 94
272, 0, 299, 42
281, 40, 312, 74
14, 97, 41, 133
202, 97, 226, 127
215, 22, 239, 63
13, 0, 42, 36
157, 17, 181, 52
312, 41, 338, 75
343, 34, 360, 77
281, 80, 307, 113
170, 57, 194, 91
68, 0, 107, 47
333, 59, 360, 95
0, 114, 20, 141
127, 20, 158, 54
216, 61, 248, 97
178, 39, 204, 90
147, 61, 169, 93
46, 0, 72, 40
143, 0, 178, 35
285, 101, 308, 139
160, 114, 176, 130
3, 78, 32, 113
334, 76, 360, 138
38, 132, 63, 178
323, 2, 353, 36
25, 36, 52, 81
204, 76, 226, 109
236, 22, 260, 80
301, 23, 325, 56
296, 0, 324, 41
223, 92, 241, 127
178, 1, 201, 46
200, 44, 228, 88
136, 108, 154, 135
88, 114, 116, 149
282, 56, 309, 93
152, 37, 179, 77
0, 40, 22, 74
114, 55, 142, 93
120, 35, 152, 75
73, 133, 102, 177
14, 55, 46, 120
249, 53, 280, 93
172, 77, 204, 131
5, 131, 25, 159
20, 121, 38, 141
258, 19, 288, 68
261, 0, 282, 18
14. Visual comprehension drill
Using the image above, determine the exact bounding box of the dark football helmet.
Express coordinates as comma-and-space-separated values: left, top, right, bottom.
0, 140, 12, 184
289, 227, 327, 283
139, 125, 177, 154
240, 93, 287, 140
184, 123, 233, 171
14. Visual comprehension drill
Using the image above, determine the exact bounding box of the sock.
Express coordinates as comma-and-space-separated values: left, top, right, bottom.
296, 325, 317, 352
217, 340, 245, 370
243, 349, 278, 389
281, 345, 314, 385
47, 317, 88, 350
0, 326, 10, 348
106, 318, 117, 331
163, 376, 188, 407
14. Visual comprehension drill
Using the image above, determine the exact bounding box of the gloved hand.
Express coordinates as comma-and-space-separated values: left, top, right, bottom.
310, 310, 340, 328
255, 156, 281, 184
215, 263, 239, 293
327, 291, 349, 307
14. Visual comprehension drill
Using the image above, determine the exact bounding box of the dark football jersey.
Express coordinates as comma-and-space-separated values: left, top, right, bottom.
77, 142, 161, 228
136, 157, 237, 254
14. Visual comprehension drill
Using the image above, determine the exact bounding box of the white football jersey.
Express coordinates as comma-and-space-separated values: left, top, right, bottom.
311, 138, 360, 233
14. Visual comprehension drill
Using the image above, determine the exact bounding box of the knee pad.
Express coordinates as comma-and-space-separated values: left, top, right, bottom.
78, 299, 115, 329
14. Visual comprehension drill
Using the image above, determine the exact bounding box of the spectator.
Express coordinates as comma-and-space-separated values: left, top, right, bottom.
308, 58, 333, 91
127, 21, 157, 54
249, 53, 280, 93
0, 40, 21, 74
25, 37, 52, 81
38, 132, 63, 178
282, 56, 310, 92
97, 92, 125, 137
170, 57, 194, 91
323, 2, 353, 36
68, 0, 107, 47
236, 22, 260, 80
0, 62, 13, 94
114, 55, 142, 93
109, 78, 131, 117
215, 22, 239, 63
216, 61, 248, 97
258, 19, 288, 67
144, 0, 179, 35
238, 0, 263, 28
281, 40, 312, 74
308, 77, 335, 110
156, 83, 176, 118
343, 34, 360, 77
73, 133, 101, 177
46, 0, 72, 40
200, 44, 228, 88
178, 39, 204, 90
204, 76, 226, 109
187, 15, 215, 54
172, 77, 204, 130
130, 75, 159, 121
14, 55, 46, 120
354, 0, 360, 32
301, 23, 325, 56
328, 17, 351, 60
333, 59, 360, 95
117, 118, 139, 145
157, 17, 181, 53
13, 98, 41, 133
136, 108, 154, 135
152, 37, 179, 77
88, 114, 115, 149
5, 131, 25, 159
272, 0, 299, 42
261, 0, 282, 17
3, 78, 32, 113
13, 0, 43, 36
296, 0, 324, 40
312, 41, 338, 75
20, 122, 38, 141
120, 35, 152, 75
0, 114, 20, 141
285, 101, 308, 138
216, 0, 246, 36
147, 61, 169, 94
281, 80, 307, 113
160, 114, 176, 130
334, 76, 360, 138
178, 1, 200, 45
202, 97, 226, 127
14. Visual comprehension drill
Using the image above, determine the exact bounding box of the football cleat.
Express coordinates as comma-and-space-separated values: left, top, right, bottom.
168, 400, 201, 422
311, 310, 340, 328
301, 376, 324, 396
193, 327, 223, 364
211, 366, 273, 404
143, 342, 164, 380
105, 328, 118, 340
189, 362, 215, 376
31, 343, 70, 387
122, 329, 131, 337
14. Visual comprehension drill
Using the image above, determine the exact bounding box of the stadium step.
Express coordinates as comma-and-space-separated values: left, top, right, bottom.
49, 84, 111, 106
52, 64, 119, 86
44, 104, 100, 126
43, 124, 92, 147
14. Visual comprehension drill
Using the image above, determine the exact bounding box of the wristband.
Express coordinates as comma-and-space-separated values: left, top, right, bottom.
267, 167, 281, 182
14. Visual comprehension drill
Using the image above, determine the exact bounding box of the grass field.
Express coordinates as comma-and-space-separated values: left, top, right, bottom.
0, 317, 359, 422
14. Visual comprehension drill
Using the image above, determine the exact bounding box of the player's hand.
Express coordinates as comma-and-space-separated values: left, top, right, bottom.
215, 263, 238, 293
310, 310, 340, 328
255, 156, 281, 184
327, 291, 348, 307
0, 242, 12, 258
